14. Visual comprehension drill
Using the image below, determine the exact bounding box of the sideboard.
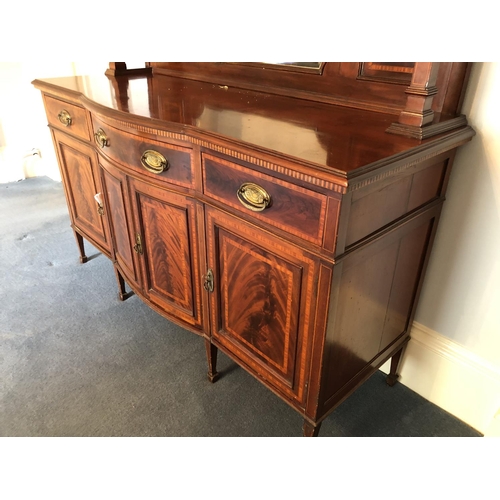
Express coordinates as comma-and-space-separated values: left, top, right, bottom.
33, 62, 475, 436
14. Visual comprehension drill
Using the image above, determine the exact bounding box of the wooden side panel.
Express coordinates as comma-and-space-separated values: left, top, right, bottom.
434, 62, 472, 116
100, 160, 141, 289
345, 156, 448, 247
52, 130, 109, 253
380, 220, 433, 350
346, 176, 412, 246
406, 162, 446, 212
130, 179, 203, 330
325, 241, 400, 397
206, 206, 318, 406
321, 209, 437, 409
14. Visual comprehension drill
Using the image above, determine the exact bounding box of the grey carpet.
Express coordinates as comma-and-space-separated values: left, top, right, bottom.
0, 177, 481, 437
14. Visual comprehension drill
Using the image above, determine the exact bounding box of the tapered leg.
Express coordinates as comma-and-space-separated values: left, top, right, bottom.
205, 339, 219, 383
113, 267, 130, 301
303, 420, 322, 437
73, 230, 87, 263
386, 342, 408, 387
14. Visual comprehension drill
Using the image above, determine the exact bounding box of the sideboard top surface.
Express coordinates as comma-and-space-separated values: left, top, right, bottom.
33, 73, 474, 179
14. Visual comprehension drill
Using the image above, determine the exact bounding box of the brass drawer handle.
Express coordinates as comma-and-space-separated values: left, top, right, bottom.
94, 128, 109, 148
141, 150, 169, 174
237, 182, 271, 212
57, 109, 72, 126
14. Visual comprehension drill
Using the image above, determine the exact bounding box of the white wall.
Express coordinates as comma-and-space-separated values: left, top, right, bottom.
1, 62, 70, 183
0, 62, 107, 183
414, 62, 500, 367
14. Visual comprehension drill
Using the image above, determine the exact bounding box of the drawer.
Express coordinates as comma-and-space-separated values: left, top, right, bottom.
43, 94, 91, 141
91, 115, 194, 189
202, 153, 328, 246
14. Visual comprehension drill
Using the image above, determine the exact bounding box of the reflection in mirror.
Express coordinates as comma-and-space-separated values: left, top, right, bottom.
232, 62, 324, 75
264, 62, 322, 69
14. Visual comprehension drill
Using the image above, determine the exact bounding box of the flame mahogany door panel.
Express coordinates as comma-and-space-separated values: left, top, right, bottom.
205, 206, 321, 406
128, 177, 204, 332
52, 129, 111, 256
99, 158, 142, 291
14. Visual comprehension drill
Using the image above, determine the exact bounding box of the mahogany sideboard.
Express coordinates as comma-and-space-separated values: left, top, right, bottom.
33, 62, 475, 436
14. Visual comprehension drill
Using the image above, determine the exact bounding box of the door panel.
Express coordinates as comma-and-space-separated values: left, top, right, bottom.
52, 129, 110, 254
99, 159, 141, 290
219, 230, 301, 379
206, 206, 319, 405
129, 178, 203, 331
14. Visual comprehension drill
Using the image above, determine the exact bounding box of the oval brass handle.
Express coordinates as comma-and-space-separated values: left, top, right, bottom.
57, 109, 72, 126
94, 128, 109, 148
141, 150, 169, 174
237, 182, 271, 212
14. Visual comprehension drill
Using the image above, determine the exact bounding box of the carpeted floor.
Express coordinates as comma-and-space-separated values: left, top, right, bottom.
0, 177, 482, 437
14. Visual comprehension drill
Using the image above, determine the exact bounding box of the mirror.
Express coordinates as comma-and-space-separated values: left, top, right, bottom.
236, 62, 324, 74
263, 62, 322, 69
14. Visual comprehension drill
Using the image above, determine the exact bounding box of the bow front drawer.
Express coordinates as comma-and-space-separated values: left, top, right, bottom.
43, 95, 91, 141
202, 152, 328, 246
91, 115, 194, 189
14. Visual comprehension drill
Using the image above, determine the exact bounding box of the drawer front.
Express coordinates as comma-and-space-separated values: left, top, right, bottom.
202, 153, 328, 246
44, 95, 91, 141
91, 116, 194, 189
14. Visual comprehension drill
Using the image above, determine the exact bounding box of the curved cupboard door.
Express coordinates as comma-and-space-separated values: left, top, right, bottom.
52, 129, 110, 256
128, 177, 205, 332
205, 206, 320, 406
99, 158, 142, 291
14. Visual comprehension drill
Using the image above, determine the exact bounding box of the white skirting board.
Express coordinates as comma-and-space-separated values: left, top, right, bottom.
379, 322, 500, 436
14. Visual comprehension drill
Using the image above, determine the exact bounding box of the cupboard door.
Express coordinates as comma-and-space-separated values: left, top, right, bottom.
205, 206, 319, 405
129, 177, 204, 332
99, 158, 142, 291
52, 129, 110, 255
